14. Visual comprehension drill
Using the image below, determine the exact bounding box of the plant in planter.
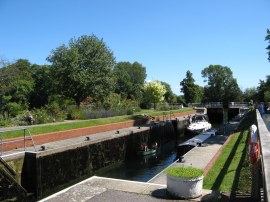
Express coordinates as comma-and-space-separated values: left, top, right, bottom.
166, 166, 204, 199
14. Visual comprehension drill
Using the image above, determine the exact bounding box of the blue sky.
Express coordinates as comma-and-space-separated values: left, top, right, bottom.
0, 1, 269, 95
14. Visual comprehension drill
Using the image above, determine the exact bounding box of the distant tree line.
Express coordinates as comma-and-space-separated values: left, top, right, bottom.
179, 29, 270, 106
0, 35, 180, 126
0, 29, 269, 126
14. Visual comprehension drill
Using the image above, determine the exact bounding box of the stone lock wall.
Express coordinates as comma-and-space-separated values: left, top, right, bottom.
0, 120, 182, 200
0, 167, 29, 202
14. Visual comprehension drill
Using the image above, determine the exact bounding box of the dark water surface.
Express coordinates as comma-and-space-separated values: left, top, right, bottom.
97, 119, 223, 183
97, 141, 177, 182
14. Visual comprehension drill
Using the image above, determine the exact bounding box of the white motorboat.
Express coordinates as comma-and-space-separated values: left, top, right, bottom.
186, 114, 212, 135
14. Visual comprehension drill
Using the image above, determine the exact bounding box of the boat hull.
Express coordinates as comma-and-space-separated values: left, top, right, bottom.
137, 149, 156, 156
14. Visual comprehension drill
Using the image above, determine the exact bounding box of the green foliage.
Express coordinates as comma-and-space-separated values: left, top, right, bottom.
46, 102, 66, 121
160, 81, 177, 103
166, 167, 204, 179
29, 64, 53, 108
204, 111, 255, 192
113, 62, 146, 101
203, 131, 251, 192
66, 107, 86, 120
0, 59, 34, 117
0, 96, 25, 118
0, 118, 12, 127
10, 114, 29, 126
31, 108, 52, 124
31, 104, 65, 124
176, 95, 186, 105
264, 90, 270, 102
256, 75, 270, 102
47, 35, 116, 106
201, 65, 241, 104
143, 80, 166, 109
266, 29, 270, 62
237, 110, 256, 131
67, 95, 140, 120
242, 87, 258, 102
180, 71, 203, 103
1, 108, 194, 138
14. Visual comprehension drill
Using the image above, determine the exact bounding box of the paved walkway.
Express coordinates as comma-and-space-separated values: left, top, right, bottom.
148, 134, 228, 185
39, 176, 222, 202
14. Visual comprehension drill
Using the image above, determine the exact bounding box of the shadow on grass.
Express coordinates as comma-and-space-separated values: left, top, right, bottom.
210, 131, 244, 191
230, 131, 253, 201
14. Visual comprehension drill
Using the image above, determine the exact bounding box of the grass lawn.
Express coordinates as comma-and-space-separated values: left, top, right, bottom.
203, 110, 256, 193
1, 108, 193, 139
203, 131, 251, 193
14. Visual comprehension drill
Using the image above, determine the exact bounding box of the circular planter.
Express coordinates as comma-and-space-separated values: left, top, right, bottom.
167, 174, 204, 199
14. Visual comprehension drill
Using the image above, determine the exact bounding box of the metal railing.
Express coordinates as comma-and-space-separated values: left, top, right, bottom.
162, 111, 176, 121
204, 102, 223, 108
0, 128, 36, 156
228, 102, 249, 108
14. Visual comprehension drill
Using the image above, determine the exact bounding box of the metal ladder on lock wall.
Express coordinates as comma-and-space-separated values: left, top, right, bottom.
0, 128, 36, 156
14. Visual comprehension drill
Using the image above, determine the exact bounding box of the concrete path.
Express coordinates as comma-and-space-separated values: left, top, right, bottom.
39, 176, 221, 202
148, 135, 228, 185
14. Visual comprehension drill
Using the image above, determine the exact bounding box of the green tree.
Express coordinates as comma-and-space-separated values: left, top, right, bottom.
47, 35, 116, 107
242, 87, 258, 103
0, 59, 34, 114
160, 81, 177, 103
180, 70, 202, 103
201, 65, 241, 104
113, 61, 146, 101
143, 80, 166, 109
266, 29, 270, 62
29, 64, 54, 108
257, 75, 270, 102
176, 95, 186, 105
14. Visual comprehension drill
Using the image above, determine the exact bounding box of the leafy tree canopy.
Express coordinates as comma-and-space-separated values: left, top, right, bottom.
47, 35, 116, 106
201, 65, 241, 104
257, 75, 270, 102
143, 80, 166, 109
160, 81, 177, 103
180, 70, 203, 103
29, 64, 54, 108
113, 61, 146, 101
266, 29, 270, 62
242, 87, 257, 102
0, 59, 34, 106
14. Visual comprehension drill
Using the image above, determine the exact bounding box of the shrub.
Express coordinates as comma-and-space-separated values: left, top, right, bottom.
32, 108, 51, 124
11, 114, 29, 126
46, 102, 65, 121
166, 167, 204, 179
66, 107, 88, 120
0, 118, 12, 127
